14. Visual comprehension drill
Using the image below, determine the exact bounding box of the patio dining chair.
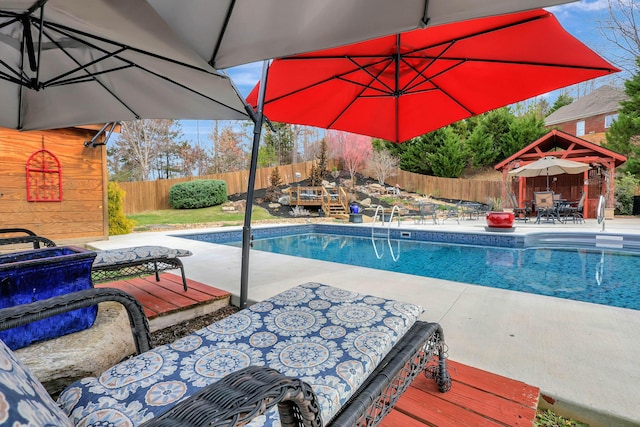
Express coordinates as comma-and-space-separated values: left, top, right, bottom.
559, 192, 586, 223
534, 191, 557, 224
508, 193, 530, 222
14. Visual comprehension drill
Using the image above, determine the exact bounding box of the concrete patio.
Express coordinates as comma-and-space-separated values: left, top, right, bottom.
86, 216, 640, 427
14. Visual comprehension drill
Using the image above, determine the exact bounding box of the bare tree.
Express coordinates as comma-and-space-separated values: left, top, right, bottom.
598, 0, 640, 74
366, 149, 399, 186
109, 119, 188, 181
209, 122, 247, 173
110, 120, 160, 181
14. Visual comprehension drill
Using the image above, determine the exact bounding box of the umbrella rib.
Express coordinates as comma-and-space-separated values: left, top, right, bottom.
42, 20, 228, 77
210, 0, 235, 67
397, 39, 457, 94
346, 56, 395, 93
40, 47, 128, 88
327, 59, 391, 130
260, 57, 394, 104
35, 22, 247, 117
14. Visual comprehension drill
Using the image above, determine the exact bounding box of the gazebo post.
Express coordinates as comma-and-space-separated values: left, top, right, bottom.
582, 170, 589, 219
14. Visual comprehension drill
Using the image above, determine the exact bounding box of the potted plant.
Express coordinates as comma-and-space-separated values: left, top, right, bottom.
485, 197, 515, 229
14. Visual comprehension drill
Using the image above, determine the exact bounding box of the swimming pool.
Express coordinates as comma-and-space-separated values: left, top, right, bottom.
178, 225, 640, 311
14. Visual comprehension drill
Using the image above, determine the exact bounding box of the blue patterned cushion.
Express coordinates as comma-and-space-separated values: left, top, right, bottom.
58, 283, 423, 426
92, 246, 192, 267
0, 339, 72, 426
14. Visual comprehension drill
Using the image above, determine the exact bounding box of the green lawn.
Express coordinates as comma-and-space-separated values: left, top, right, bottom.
127, 205, 276, 227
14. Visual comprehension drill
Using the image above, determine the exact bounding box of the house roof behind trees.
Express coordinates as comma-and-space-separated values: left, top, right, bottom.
544, 85, 628, 126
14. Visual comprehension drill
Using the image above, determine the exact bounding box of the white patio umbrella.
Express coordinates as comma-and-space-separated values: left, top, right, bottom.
0, 0, 249, 130
508, 156, 591, 190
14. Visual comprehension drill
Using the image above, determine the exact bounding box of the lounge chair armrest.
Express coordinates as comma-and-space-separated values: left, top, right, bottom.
0, 287, 152, 354
0, 228, 39, 237
142, 366, 322, 427
0, 228, 57, 249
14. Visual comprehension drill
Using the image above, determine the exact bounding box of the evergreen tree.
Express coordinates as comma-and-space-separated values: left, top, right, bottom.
466, 124, 496, 168
317, 138, 328, 181
548, 93, 573, 115
427, 127, 468, 178
482, 107, 515, 160
399, 135, 435, 175
605, 58, 640, 176
503, 111, 547, 157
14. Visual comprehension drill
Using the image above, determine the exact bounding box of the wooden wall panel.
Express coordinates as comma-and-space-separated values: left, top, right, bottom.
0, 128, 107, 242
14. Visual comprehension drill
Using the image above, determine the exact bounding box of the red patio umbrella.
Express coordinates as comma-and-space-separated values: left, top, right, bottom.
246, 9, 618, 143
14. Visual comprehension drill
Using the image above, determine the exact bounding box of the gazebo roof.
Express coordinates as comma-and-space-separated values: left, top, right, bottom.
495, 129, 627, 171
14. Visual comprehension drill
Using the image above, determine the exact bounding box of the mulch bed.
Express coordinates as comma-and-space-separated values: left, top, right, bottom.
151, 306, 240, 347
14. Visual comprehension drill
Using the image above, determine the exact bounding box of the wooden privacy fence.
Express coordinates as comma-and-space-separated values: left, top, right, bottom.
118, 161, 329, 214
118, 162, 503, 215
386, 169, 504, 205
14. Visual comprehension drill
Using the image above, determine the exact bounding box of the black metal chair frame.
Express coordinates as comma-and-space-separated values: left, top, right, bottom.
0, 289, 451, 427
0, 228, 57, 249
508, 193, 530, 222
534, 191, 558, 224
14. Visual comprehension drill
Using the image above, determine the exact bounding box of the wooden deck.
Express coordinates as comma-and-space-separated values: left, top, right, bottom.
97, 274, 540, 426
94, 273, 231, 332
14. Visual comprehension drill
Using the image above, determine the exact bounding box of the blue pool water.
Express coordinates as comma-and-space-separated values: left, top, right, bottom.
218, 232, 640, 311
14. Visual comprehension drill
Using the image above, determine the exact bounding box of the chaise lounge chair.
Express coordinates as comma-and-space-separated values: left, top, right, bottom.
0, 228, 192, 290
0, 283, 451, 426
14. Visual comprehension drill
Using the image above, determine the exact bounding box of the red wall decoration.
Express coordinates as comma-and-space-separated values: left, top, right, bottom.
26, 149, 63, 202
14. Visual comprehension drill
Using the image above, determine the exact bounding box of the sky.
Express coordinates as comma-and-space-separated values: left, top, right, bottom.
179, 0, 631, 146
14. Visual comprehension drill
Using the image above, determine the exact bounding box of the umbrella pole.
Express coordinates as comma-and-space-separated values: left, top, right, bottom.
240, 60, 270, 309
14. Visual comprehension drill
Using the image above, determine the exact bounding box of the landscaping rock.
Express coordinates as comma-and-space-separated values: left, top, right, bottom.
16, 302, 136, 397
278, 195, 291, 206
360, 198, 372, 207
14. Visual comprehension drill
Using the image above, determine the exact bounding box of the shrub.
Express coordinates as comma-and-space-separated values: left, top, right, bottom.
614, 173, 639, 215
169, 180, 227, 209
108, 182, 135, 235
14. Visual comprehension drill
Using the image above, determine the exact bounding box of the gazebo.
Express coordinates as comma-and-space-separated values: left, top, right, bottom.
495, 129, 627, 219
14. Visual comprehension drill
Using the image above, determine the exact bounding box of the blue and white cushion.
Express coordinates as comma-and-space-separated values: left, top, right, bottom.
0, 339, 72, 426
58, 283, 423, 426
92, 246, 192, 267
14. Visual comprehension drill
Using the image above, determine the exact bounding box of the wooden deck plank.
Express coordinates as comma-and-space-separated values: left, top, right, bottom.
160, 273, 230, 297
393, 386, 505, 427
150, 278, 223, 303
94, 274, 232, 321
95, 280, 166, 317
447, 360, 540, 408
122, 277, 203, 308
380, 409, 431, 427
410, 375, 537, 426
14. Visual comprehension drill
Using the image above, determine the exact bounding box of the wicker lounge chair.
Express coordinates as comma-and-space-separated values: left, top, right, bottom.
0, 283, 451, 427
91, 245, 192, 290
0, 229, 192, 290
